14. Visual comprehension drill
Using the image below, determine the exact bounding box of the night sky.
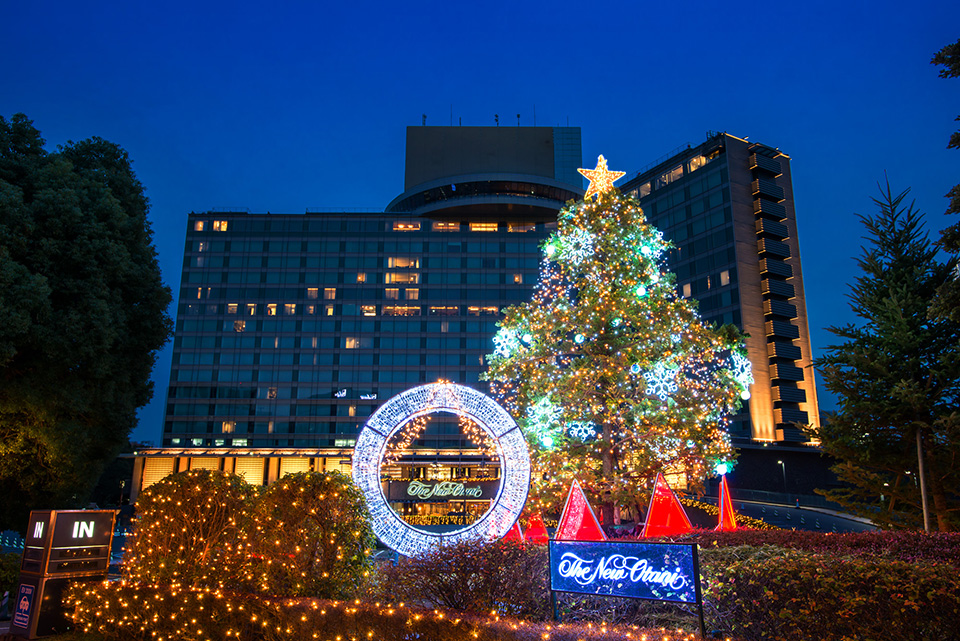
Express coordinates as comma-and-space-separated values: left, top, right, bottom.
3, 1, 958, 444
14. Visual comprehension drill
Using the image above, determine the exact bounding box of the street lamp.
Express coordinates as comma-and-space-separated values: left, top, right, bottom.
777, 460, 786, 493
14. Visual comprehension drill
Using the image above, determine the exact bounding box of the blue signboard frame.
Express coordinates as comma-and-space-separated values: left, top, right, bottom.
13, 583, 34, 629
548, 540, 705, 634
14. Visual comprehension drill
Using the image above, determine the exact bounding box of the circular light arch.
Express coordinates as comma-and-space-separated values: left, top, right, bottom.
351, 382, 530, 557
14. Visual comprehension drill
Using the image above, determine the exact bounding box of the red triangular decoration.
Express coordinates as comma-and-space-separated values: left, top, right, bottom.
524, 512, 549, 544
716, 474, 738, 531
502, 519, 524, 542
641, 473, 693, 537
555, 479, 606, 541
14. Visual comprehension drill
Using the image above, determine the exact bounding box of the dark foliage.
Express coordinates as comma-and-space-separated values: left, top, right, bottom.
0, 113, 172, 531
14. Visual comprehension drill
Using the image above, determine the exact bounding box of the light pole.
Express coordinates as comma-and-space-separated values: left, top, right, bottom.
777, 460, 787, 494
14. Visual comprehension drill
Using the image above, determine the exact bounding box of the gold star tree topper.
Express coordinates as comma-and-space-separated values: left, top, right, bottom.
578, 154, 626, 200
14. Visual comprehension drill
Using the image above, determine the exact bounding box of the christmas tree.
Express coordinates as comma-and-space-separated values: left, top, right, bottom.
483, 156, 751, 523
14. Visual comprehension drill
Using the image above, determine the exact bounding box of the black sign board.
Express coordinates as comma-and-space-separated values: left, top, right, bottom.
386, 479, 500, 502
548, 540, 705, 635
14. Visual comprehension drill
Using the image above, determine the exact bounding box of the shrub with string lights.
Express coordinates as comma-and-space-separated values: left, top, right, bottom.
251, 471, 376, 598
122, 468, 259, 590
484, 157, 749, 521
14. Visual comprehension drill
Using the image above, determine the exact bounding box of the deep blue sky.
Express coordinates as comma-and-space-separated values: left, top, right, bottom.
3, 1, 958, 444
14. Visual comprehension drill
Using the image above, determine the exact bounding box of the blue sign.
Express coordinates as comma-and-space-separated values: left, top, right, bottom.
13, 583, 34, 628
549, 540, 700, 604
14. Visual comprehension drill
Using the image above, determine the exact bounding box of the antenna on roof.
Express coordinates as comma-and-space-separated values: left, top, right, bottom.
422, 114, 427, 126
494, 114, 499, 127
517, 114, 520, 126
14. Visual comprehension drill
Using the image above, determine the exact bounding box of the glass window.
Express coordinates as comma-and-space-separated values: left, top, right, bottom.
226, 303, 238, 314
469, 222, 498, 232
432, 221, 460, 232
213, 220, 229, 232
385, 272, 420, 284
306, 287, 319, 299
429, 306, 459, 316
513, 274, 523, 284
387, 257, 420, 268
233, 320, 246, 332
467, 305, 499, 316
507, 222, 535, 233
682, 283, 692, 297
361, 305, 376, 316
221, 421, 236, 434
266, 303, 277, 316
383, 305, 421, 316
194, 220, 205, 231
384, 288, 399, 300
356, 273, 367, 283
284, 303, 296, 315
719, 270, 730, 287
405, 288, 419, 301
324, 288, 336, 300
393, 221, 421, 231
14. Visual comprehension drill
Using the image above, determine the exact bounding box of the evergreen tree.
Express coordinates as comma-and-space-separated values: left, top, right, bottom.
812, 181, 960, 531
0, 114, 172, 531
930, 37, 960, 322
483, 157, 750, 523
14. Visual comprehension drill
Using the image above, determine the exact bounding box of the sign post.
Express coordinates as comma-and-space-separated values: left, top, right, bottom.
548, 539, 706, 637
11, 510, 116, 639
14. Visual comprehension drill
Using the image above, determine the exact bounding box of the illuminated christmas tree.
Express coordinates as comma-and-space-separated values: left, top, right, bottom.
483, 156, 751, 523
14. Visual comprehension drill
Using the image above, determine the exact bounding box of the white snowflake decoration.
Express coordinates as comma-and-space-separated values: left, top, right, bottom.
644, 361, 679, 400
567, 421, 596, 441
526, 395, 562, 443
493, 327, 521, 358
560, 228, 594, 265
730, 352, 754, 389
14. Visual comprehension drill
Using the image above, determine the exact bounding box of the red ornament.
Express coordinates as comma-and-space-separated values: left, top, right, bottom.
641, 473, 693, 537
555, 479, 606, 541
502, 519, 524, 542
716, 474, 738, 531
524, 512, 549, 544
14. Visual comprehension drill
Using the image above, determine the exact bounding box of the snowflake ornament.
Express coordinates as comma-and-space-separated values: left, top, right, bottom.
730, 351, 754, 399
493, 327, 521, 358
560, 228, 595, 265
526, 395, 563, 446
644, 361, 679, 400
567, 421, 597, 441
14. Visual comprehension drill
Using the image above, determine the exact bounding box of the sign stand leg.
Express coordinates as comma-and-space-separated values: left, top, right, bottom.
551, 589, 560, 623
697, 599, 706, 640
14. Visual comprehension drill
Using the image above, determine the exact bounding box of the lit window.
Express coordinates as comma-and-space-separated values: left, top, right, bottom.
233, 320, 246, 332
356, 273, 367, 283
508, 223, 535, 233
688, 155, 706, 173
324, 305, 335, 316
344, 337, 373, 349
267, 387, 278, 399
430, 306, 459, 316
232, 439, 248, 447
191, 438, 204, 446
441, 321, 450, 333
212, 220, 228, 232
513, 274, 523, 284
194, 221, 205, 231
221, 421, 236, 434
469, 222, 498, 232
385, 272, 420, 284
432, 221, 460, 232
198, 242, 208, 252
214, 439, 225, 446
467, 306, 499, 316
384, 288, 399, 300
226, 303, 238, 314
284, 303, 296, 315
305, 304, 317, 315
348, 405, 357, 417
361, 305, 377, 316
720, 270, 730, 287
267, 303, 277, 316
393, 221, 421, 231
246, 303, 257, 315
307, 287, 319, 299
405, 288, 419, 301
387, 257, 420, 268
682, 283, 692, 297
639, 182, 651, 197
324, 288, 336, 300
383, 306, 421, 316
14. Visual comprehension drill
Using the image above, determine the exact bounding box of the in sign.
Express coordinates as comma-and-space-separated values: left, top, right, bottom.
33, 521, 45, 538
72, 520, 95, 538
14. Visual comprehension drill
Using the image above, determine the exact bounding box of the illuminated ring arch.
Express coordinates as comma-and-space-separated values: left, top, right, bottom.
352, 382, 530, 557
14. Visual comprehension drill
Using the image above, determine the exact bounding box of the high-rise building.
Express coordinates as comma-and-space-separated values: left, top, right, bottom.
131, 127, 821, 500
619, 133, 820, 444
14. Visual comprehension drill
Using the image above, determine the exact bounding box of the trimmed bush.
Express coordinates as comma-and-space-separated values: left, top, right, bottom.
122, 469, 258, 589
67, 581, 678, 641
373, 539, 552, 619
251, 471, 376, 598
701, 545, 960, 640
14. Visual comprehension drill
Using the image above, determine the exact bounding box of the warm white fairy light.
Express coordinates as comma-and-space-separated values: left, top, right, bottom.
578, 154, 626, 200
352, 382, 530, 557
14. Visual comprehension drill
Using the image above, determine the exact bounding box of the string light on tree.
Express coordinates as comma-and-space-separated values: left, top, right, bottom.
484, 154, 748, 521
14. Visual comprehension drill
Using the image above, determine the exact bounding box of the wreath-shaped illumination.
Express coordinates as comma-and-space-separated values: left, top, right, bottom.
351, 382, 530, 557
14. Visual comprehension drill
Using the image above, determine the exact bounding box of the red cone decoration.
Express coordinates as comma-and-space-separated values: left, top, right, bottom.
524, 512, 549, 544
641, 472, 693, 537
555, 479, 606, 541
716, 474, 738, 531
502, 519, 524, 542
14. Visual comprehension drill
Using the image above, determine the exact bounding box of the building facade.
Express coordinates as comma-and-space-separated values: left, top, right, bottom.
131, 127, 820, 500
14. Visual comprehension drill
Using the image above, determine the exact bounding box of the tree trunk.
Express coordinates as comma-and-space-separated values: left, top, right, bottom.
928, 462, 954, 532
601, 422, 615, 527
